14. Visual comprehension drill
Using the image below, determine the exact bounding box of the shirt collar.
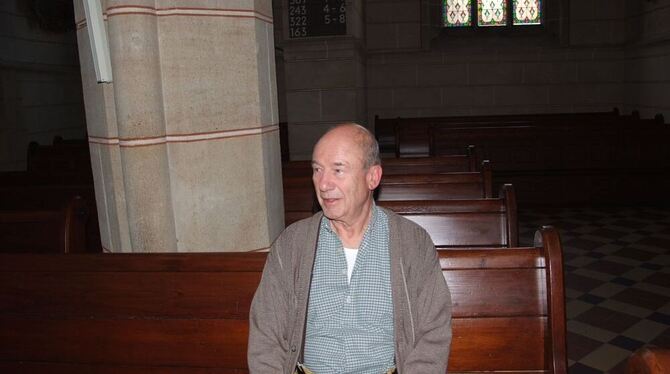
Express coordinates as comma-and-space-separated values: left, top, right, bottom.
320, 200, 380, 236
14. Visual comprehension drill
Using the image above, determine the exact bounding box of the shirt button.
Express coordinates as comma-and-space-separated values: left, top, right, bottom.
341, 270, 347, 275
291, 345, 297, 352
345, 296, 351, 303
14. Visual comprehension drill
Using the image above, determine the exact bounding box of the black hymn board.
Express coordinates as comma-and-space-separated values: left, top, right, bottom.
288, 0, 346, 38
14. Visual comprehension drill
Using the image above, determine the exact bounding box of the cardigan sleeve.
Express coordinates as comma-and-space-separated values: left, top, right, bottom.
401, 230, 453, 373
248, 236, 292, 373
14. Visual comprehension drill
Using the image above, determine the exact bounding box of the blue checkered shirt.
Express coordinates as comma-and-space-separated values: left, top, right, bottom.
303, 205, 395, 374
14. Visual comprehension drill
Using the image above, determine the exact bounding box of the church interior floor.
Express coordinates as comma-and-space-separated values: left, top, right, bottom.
518, 206, 670, 374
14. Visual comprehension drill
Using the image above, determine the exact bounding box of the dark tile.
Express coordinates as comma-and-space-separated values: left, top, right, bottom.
648, 312, 670, 326
633, 230, 653, 235
608, 358, 630, 374
590, 228, 629, 239
578, 293, 606, 305
613, 248, 657, 261
650, 326, 670, 347
612, 288, 668, 311
643, 272, 670, 288
638, 237, 670, 248
609, 335, 645, 351
569, 363, 603, 374
587, 252, 606, 259
553, 221, 582, 231
564, 252, 580, 262
640, 263, 662, 271
584, 260, 634, 276
612, 240, 631, 246
574, 306, 640, 333
611, 277, 636, 287
567, 332, 604, 361
611, 219, 647, 229
564, 238, 603, 251
565, 264, 578, 272
566, 273, 606, 293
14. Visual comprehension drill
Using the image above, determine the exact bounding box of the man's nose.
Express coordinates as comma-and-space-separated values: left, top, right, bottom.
315, 172, 333, 192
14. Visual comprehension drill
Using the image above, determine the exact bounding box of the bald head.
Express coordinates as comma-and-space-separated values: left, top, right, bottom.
314, 124, 381, 169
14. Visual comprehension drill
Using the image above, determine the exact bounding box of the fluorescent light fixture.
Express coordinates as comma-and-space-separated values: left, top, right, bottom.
83, 0, 113, 83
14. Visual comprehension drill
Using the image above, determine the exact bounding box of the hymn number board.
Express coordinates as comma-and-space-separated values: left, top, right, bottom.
288, 0, 347, 38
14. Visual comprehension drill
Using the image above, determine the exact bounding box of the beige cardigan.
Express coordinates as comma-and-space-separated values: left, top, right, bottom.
248, 208, 452, 374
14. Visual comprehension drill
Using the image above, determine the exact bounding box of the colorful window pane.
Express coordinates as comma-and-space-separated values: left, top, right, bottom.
444, 0, 472, 27
513, 0, 541, 25
477, 0, 507, 27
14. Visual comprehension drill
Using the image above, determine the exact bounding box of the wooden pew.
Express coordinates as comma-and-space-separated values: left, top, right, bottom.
283, 161, 493, 226
0, 226, 567, 373
281, 146, 478, 178
380, 183, 517, 248
0, 196, 88, 253
378, 160, 492, 201
375, 108, 620, 155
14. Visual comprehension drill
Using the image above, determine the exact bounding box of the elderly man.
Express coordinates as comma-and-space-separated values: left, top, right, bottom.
248, 124, 452, 374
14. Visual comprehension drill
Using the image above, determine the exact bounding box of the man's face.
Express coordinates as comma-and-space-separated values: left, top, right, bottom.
311, 130, 380, 224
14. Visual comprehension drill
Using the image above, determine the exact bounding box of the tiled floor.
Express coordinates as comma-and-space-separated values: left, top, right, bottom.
518, 206, 670, 374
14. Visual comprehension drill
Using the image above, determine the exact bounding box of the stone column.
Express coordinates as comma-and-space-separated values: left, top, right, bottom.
74, 0, 283, 252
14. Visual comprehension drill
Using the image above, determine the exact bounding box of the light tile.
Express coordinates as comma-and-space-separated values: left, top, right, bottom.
566, 288, 585, 299
589, 283, 627, 298
573, 268, 615, 282
633, 282, 670, 297
567, 256, 599, 267
622, 319, 667, 342
579, 343, 631, 371
603, 255, 642, 267
567, 299, 595, 319
567, 320, 617, 343
599, 299, 654, 319
622, 267, 656, 281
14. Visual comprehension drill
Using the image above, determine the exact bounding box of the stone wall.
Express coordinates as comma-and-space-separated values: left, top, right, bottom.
623, 0, 670, 119
0, 0, 86, 171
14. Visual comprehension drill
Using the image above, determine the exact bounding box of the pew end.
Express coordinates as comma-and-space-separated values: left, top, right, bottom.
626, 346, 670, 374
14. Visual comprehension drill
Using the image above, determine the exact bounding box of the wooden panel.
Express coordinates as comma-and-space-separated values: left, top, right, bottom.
0, 211, 65, 253
378, 183, 483, 200
445, 268, 547, 317
438, 248, 543, 269
0, 318, 248, 368
449, 317, 547, 371
0, 253, 267, 272
401, 214, 505, 247
0, 362, 249, 374
0, 271, 261, 319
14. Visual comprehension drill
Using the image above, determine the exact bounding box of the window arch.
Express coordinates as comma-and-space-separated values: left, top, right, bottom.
443, 0, 542, 28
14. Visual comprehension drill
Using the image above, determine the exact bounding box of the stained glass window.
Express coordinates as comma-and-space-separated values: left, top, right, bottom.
513, 0, 541, 25
478, 0, 507, 26
444, 0, 472, 27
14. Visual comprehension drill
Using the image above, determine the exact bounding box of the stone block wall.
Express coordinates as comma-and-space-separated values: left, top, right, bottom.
0, 1, 86, 171
623, 0, 670, 119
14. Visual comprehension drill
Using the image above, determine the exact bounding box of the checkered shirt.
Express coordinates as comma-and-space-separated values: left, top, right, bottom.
303, 205, 395, 374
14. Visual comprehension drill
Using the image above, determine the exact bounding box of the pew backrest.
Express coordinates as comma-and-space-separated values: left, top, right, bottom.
0, 196, 87, 253
380, 183, 517, 248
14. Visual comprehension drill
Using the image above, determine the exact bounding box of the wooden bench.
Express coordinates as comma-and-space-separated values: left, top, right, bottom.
378, 160, 492, 201
0, 196, 88, 253
380, 184, 518, 248
0, 184, 101, 252
283, 162, 493, 226
281, 146, 478, 178
0, 226, 567, 373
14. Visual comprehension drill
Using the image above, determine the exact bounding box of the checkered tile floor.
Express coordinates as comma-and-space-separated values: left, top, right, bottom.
519, 206, 670, 373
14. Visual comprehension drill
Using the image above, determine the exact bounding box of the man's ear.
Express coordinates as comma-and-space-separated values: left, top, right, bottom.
367, 164, 382, 190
